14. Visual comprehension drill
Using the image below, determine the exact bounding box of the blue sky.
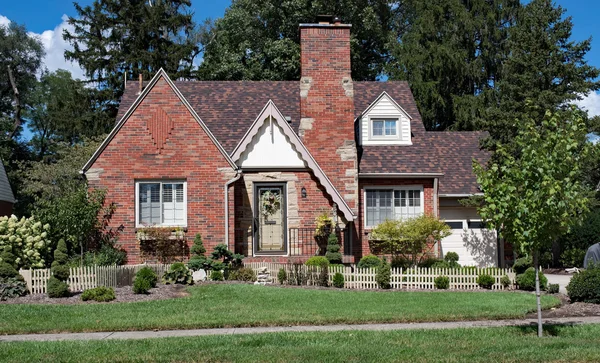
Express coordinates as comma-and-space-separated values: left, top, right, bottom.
0, 0, 598, 116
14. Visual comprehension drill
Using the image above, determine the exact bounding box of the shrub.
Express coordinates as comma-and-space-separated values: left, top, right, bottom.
188, 234, 211, 272
305, 256, 330, 267
210, 270, 224, 281
512, 256, 533, 275
0, 277, 28, 300
48, 239, 70, 298
138, 227, 188, 263
444, 252, 459, 264
357, 254, 382, 269
434, 275, 450, 289
477, 274, 495, 289
390, 256, 411, 269
318, 265, 329, 287
558, 209, 600, 267
431, 261, 450, 269
277, 268, 287, 284
547, 283, 560, 294
135, 267, 158, 288
232, 267, 256, 282
0, 215, 51, 269
0, 248, 19, 279
567, 266, 600, 303
92, 244, 127, 266
325, 233, 342, 264
376, 261, 391, 289
418, 257, 442, 268
133, 278, 151, 294
332, 272, 344, 288
516, 267, 548, 291
500, 275, 512, 288
81, 286, 116, 302
163, 262, 194, 285
47, 277, 69, 298
560, 248, 587, 268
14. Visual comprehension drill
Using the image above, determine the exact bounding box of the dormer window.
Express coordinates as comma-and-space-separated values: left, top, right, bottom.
359, 92, 412, 146
372, 119, 398, 139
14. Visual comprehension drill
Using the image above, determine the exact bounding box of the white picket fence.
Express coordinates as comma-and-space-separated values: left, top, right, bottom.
245, 262, 516, 290
19, 264, 172, 294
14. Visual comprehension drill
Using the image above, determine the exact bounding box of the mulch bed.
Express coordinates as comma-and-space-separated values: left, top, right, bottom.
527, 293, 600, 319
0, 284, 190, 305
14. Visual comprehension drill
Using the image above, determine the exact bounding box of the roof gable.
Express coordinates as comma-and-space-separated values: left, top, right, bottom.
232, 101, 355, 221
82, 69, 236, 173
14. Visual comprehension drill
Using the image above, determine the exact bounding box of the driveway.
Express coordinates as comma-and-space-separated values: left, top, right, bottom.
545, 274, 573, 294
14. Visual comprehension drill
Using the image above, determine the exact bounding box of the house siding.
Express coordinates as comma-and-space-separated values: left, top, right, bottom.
86, 77, 236, 264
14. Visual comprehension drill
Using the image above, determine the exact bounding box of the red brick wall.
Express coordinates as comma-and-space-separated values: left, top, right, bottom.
87, 77, 235, 264
300, 24, 357, 215
358, 178, 435, 256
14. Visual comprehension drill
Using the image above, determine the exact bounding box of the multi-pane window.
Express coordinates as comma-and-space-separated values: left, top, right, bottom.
137, 181, 186, 226
365, 187, 423, 227
372, 119, 397, 137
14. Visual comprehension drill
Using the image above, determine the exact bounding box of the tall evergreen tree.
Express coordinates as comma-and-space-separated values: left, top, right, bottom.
63, 0, 200, 116
198, 0, 394, 81
482, 0, 600, 146
387, 0, 520, 131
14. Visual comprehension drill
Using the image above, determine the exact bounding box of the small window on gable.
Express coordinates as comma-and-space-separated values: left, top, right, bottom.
371, 119, 398, 138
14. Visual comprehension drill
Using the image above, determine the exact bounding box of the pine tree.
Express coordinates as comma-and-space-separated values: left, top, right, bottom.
63, 0, 199, 116
325, 233, 342, 264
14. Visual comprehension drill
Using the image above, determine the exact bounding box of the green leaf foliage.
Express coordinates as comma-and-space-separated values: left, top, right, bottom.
0, 277, 28, 300
81, 286, 116, 302
516, 268, 548, 291
434, 276, 449, 289
376, 261, 391, 289
305, 256, 329, 267
135, 267, 158, 289
325, 233, 342, 264
47, 276, 69, 298
357, 255, 382, 269
332, 272, 345, 288
566, 265, 600, 304
163, 263, 193, 285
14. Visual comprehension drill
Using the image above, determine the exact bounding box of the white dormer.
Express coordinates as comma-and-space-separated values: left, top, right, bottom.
359, 92, 412, 146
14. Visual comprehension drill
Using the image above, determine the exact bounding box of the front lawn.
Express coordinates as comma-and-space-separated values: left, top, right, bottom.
0, 284, 560, 334
2, 324, 600, 362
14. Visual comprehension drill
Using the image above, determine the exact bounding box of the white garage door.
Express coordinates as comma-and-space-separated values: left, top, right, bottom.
440, 208, 498, 267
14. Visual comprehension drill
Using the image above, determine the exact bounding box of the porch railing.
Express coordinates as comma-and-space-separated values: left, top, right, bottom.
234, 226, 351, 257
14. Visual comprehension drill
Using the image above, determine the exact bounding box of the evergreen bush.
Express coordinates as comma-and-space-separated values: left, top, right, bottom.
332, 272, 344, 288
81, 286, 116, 302
277, 268, 287, 284
567, 266, 600, 303
135, 267, 158, 288
376, 261, 391, 289
500, 275, 512, 288
325, 233, 342, 264
48, 239, 70, 298
305, 256, 330, 267
434, 275, 450, 289
477, 274, 495, 289
516, 268, 548, 291
210, 270, 224, 281
357, 254, 382, 269
547, 283, 560, 294
512, 256, 533, 275
133, 278, 151, 294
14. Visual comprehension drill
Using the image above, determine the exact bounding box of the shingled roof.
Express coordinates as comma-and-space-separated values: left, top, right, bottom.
116, 79, 488, 195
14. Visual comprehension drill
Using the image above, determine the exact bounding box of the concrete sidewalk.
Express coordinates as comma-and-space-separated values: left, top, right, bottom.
2, 316, 600, 342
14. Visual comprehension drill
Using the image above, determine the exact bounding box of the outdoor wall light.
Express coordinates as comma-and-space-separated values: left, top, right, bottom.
301, 187, 307, 198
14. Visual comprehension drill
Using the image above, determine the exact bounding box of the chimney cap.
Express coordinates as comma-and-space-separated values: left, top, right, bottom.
316, 15, 335, 24
300, 15, 351, 29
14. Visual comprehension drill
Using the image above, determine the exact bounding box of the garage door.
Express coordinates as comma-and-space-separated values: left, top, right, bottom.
440, 208, 498, 267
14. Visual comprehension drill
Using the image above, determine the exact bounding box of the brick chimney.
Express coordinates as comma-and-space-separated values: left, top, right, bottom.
299, 16, 358, 217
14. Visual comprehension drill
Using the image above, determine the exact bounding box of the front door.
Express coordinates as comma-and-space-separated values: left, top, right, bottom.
253, 183, 287, 255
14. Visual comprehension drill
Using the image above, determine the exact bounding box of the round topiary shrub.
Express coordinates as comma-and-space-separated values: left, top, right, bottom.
477, 274, 495, 289
434, 275, 450, 289
444, 252, 459, 264
81, 286, 116, 302
305, 256, 330, 267
512, 256, 533, 275
133, 278, 151, 294
332, 272, 344, 288
516, 267, 548, 291
47, 277, 70, 298
135, 266, 158, 288
48, 239, 70, 298
357, 254, 382, 269
567, 267, 600, 303
232, 267, 256, 282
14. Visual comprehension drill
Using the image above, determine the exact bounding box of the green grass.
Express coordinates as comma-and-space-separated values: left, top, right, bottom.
2, 325, 600, 362
0, 284, 560, 335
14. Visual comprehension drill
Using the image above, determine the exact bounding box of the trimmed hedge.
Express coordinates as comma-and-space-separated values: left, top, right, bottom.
357, 255, 382, 269
516, 268, 547, 291
567, 267, 600, 303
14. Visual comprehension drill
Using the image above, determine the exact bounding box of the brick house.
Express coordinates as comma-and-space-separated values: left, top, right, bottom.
82, 18, 501, 267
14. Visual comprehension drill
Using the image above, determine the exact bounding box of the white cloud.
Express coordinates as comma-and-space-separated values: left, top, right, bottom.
575, 91, 600, 118
0, 15, 9, 27
0, 13, 86, 80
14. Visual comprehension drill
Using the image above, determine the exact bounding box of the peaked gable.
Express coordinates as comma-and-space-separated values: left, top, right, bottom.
232, 101, 355, 221
82, 69, 236, 173
358, 92, 412, 146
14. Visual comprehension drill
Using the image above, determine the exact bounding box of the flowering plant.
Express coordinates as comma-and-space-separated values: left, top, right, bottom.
0, 215, 51, 269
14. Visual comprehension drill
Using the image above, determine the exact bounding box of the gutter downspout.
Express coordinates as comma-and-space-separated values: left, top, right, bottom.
225, 170, 242, 249
433, 177, 440, 258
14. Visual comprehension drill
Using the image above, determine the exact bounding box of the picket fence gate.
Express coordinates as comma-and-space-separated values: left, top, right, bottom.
19, 264, 172, 294
245, 262, 516, 290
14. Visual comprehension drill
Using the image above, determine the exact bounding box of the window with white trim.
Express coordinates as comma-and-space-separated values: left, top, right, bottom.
371, 119, 398, 139
136, 181, 187, 227
365, 187, 424, 227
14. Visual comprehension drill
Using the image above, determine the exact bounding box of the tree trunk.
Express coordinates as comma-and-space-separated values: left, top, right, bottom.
534, 250, 543, 337
7, 66, 22, 139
